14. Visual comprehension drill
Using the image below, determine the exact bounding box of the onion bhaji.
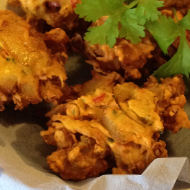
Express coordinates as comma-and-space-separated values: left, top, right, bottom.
161, 0, 190, 15
71, 9, 187, 81
72, 70, 125, 96
144, 75, 190, 133
0, 10, 70, 110
82, 17, 156, 80
41, 72, 181, 180
8, 0, 81, 30
41, 72, 190, 180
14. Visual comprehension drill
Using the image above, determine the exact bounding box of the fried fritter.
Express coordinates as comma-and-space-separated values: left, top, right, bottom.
8, 0, 81, 30
72, 70, 124, 96
0, 10, 69, 110
162, 0, 190, 13
144, 75, 190, 133
45, 71, 124, 118
72, 10, 186, 81
76, 16, 157, 80
41, 74, 172, 180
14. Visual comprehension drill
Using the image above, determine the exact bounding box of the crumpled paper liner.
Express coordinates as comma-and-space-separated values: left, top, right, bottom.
0, 112, 190, 190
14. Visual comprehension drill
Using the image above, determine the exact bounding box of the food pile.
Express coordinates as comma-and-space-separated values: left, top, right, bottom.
1, 0, 190, 180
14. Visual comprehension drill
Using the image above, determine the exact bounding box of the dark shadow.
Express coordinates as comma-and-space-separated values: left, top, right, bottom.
0, 166, 4, 177
65, 52, 93, 86
11, 124, 57, 172
0, 102, 51, 129
160, 128, 190, 158
159, 130, 175, 156
173, 180, 190, 189
159, 93, 190, 158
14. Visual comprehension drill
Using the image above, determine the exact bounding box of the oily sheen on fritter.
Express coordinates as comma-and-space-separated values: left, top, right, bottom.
0, 10, 69, 110
40, 72, 190, 180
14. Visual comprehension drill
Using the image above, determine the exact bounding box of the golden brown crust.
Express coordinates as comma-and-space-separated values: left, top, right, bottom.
162, 0, 190, 9
84, 35, 155, 80
41, 76, 173, 180
41, 72, 190, 180
7, 0, 21, 7
10, 0, 81, 30
81, 17, 156, 80
0, 10, 69, 110
72, 71, 124, 96
144, 75, 190, 133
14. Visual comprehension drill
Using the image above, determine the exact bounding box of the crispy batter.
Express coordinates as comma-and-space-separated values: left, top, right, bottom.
8, 0, 81, 30
72, 70, 124, 96
82, 17, 156, 80
73, 11, 186, 81
7, 0, 21, 7
160, 0, 190, 15
41, 76, 171, 180
45, 71, 124, 118
39, 28, 69, 65
162, 0, 190, 9
144, 75, 190, 133
42, 74, 190, 179
85, 38, 155, 80
0, 10, 69, 110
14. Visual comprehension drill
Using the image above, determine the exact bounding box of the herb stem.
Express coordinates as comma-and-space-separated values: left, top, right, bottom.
125, 0, 139, 9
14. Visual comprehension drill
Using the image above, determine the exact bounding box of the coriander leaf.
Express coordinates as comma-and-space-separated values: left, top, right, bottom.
119, 8, 145, 43
179, 10, 190, 30
75, 0, 164, 47
153, 33, 190, 78
139, 0, 164, 21
135, 5, 146, 25
146, 15, 182, 54
125, 0, 139, 9
75, 0, 125, 22
84, 16, 119, 47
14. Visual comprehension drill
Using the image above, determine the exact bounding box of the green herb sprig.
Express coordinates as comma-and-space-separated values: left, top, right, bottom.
75, 0, 190, 79
146, 12, 190, 78
75, 0, 163, 47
